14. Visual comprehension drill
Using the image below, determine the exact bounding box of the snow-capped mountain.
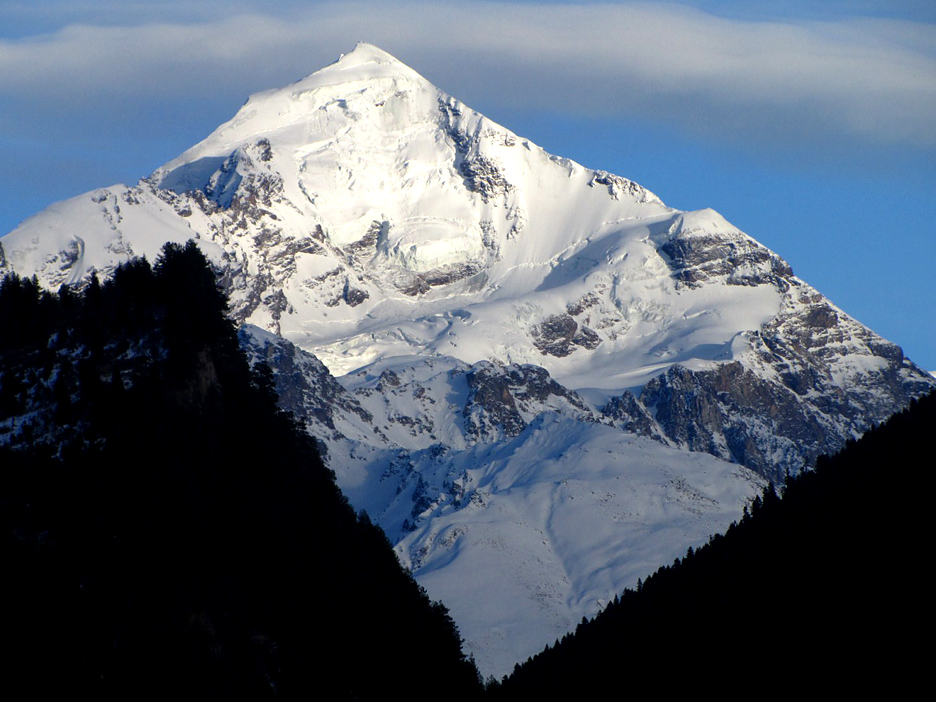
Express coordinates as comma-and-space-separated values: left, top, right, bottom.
2, 43, 932, 676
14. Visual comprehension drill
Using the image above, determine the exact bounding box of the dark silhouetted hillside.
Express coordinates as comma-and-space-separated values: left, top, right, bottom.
0, 242, 481, 699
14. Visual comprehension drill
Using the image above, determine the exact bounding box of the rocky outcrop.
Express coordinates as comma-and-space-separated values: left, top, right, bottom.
238, 327, 372, 442
589, 170, 661, 205
641, 363, 830, 484
639, 332, 934, 484
459, 155, 514, 204
464, 362, 591, 443
660, 230, 794, 290
601, 391, 666, 442
399, 262, 484, 297
532, 314, 602, 358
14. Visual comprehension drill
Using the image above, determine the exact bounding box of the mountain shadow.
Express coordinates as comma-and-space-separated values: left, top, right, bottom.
0, 242, 482, 699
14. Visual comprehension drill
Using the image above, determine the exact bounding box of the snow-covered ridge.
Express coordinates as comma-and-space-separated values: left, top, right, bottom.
2, 43, 671, 380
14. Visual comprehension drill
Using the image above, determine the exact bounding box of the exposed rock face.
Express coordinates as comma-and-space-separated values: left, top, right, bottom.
238, 327, 373, 442
532, 314, 578, 357
751, 287, 931, 419
532, 314, 602, 357
639, 313, 933, 485
459, 155, 514, 204
589, 170, 660, 204
601, 391, 666, 442
660, 232, 793, 289
659, 211, 794, 290
641, 363, 827, 484
464, 362, 591, 443
399, 262, 485, 297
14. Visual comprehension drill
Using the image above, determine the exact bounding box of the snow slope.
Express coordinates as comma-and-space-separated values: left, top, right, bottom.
239, 327, 764, 675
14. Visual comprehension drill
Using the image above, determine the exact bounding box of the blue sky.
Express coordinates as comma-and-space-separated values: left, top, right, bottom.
1, 1, 934, 369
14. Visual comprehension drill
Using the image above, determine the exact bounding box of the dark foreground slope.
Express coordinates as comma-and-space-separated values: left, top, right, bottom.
0, 243, 481, 698
496, 391, 934, 697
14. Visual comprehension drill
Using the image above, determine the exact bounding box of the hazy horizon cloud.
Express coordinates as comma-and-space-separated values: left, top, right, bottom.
1, 1, 933, 163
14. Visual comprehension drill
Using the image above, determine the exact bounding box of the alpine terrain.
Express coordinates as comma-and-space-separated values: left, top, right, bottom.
2, 43, 933, 677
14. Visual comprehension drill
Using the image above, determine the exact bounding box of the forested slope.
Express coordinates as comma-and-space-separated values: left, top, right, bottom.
0, 242, 481, 698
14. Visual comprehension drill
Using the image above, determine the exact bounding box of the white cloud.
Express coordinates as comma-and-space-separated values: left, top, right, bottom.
1, 1, 934, 157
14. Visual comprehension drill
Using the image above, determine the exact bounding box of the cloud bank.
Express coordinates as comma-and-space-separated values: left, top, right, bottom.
2, 1, 934, 160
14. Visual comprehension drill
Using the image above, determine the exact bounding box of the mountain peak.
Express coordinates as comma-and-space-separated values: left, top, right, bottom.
332, 42, 405, 70
155, 43, 434, 182
293, 41, 425, 88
